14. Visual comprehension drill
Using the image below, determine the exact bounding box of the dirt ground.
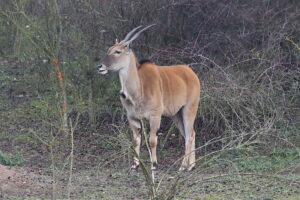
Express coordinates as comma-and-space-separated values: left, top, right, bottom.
0, 154, 173, 199
0, 164, 51, 199
1, 152, 300, 200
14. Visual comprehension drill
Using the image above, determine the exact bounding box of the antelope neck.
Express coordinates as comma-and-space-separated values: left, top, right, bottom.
118, 53, 141, 102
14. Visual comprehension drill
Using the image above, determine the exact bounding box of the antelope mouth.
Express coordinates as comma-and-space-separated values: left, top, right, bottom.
98, 68, 108, 75
97, 64, 108, 75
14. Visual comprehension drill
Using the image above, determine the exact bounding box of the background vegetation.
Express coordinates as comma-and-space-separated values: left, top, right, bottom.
0, 0, 299, 199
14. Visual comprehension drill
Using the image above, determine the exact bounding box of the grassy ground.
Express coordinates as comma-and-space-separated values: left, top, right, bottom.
0, 60, 299, 199
1, 149, 299, 200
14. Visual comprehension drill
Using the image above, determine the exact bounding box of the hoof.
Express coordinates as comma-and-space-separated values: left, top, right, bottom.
179, 165, 195, 172
151, 162, 158, 171
179, 166, 187, 172
188, 165, 195, 171
130, 164, 139, 171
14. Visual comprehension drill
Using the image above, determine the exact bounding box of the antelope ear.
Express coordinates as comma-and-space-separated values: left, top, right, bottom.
115, 38, 119, 44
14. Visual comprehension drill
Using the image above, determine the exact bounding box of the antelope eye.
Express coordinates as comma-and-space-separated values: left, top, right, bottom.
114, 50, 121, 54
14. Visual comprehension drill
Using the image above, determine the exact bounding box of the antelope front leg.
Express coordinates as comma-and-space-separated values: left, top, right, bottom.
149, 116, 161, 170
129, 120, 141, 170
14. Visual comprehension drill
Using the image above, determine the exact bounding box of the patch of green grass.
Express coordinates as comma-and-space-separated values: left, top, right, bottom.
0, 150, 24, 166
0, 133, 13, 140
177, 171, 300, 200
275, 196, 300, 200
96, 135, 123, 149
215, 148, 300, 172
13, 132, 39, 145
234, 148, 300, 172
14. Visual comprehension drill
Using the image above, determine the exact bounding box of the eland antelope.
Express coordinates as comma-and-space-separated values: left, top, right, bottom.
97, 25, 200, 171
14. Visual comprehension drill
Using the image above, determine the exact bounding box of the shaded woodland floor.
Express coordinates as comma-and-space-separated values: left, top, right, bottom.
0, 55, 299, 199
0, 149, 300, 199
0, 95, 299, 200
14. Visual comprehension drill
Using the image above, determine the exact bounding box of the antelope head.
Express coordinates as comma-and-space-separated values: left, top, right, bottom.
97, 24, 155, 75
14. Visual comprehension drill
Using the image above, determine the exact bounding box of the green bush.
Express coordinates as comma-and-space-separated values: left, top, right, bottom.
0, 150, 24, 166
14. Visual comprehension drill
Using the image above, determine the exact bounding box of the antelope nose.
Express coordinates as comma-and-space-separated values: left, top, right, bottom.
96, 64, 102, 69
